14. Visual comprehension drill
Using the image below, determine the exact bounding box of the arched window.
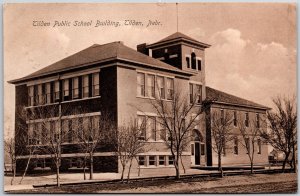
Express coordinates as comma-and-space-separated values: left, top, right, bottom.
192, 129, 203, 142
191, 52, 196, 70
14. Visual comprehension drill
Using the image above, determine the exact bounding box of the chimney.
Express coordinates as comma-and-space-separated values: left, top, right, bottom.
149, 49, 152, 57
137, 43, 149, 56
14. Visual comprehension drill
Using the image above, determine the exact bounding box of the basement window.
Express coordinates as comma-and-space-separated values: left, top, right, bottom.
149, 156, 156, 166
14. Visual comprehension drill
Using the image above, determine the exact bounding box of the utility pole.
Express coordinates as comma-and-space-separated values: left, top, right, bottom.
176, 2, 179, 32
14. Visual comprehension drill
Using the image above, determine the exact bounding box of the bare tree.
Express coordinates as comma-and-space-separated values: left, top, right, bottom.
237, 114, 264, 174
261, 96, 297, 172
5, 106, 39, 185
113, 119, 147, 182
150, 85, 208, 179
210, 110, 233, 177
14, 106, 39, 184
4, 138, 16, 185
74, 113, 114, 180
26, 104, 63, 187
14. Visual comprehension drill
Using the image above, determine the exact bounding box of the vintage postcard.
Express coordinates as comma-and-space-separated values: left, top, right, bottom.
4, 2, 297, 193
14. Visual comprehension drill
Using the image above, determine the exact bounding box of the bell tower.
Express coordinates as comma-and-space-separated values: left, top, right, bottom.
137, 32, 210, 84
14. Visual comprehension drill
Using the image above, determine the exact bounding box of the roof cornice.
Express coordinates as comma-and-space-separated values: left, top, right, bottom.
210, 100, 271, 110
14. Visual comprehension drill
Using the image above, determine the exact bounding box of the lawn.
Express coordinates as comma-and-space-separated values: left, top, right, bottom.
8, 172, 297, 194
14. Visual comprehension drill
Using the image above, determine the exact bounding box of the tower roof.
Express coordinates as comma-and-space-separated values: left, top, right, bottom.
147, 32, 211, 49
158, 32, 200, 43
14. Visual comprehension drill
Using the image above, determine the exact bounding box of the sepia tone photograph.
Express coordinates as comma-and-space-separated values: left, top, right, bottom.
3, 2, 297, 193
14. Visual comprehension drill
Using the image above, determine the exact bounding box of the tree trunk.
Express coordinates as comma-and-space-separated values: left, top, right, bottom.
19, 156, 32, 184
250, 161, 254, 174
292, 144, 296, 173
127, 158, 133, 183
175, 154, 180, 179
135, 157, 141, 177
180, 155, 186, 174
11, 158, 16, 185
120, 164, 125, 182
218, 152, 223, 178
282, 151, 290, 172
56, 163, 60, 187
83, 156, 87, 180
89, 153, 93, 180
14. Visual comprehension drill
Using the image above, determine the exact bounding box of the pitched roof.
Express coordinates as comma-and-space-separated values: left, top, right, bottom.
158, 32, 200, 43
147, 32, 211, 48
9, 41, 192, 84
206, 86, 269, 110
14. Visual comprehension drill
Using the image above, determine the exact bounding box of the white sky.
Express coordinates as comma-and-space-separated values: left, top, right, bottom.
4, 3, 297, 138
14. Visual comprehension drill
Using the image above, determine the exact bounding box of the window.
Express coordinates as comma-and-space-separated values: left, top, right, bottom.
147, 74, 155, 98
156, 117, 166, 141
186, 57, 190, 68
138, 156, 145, 166
196, 84, 202, 104
148, 117, 156, 140
137, 73, 145, 97
245, 112, 249, 127
159, 156, 165, 166
45, 159, 52, 168
189, 84, 193, 103
54, 81, 60, 101
36, 123, 42, 144
72, 77, 79, 99
92, 115, 100, 136
257, 138, 261, 154
50, 121, 59, 142
156, 76, 165, 99
28, 86, 34, 106
197, 60, 202, 71
92, 73, 100, 96
71, 118, 78, 142
221, 109, 224, 124
36, 159, 44, 168
45, 83, 51, 104
82, 75, 89, 98
191, 53, 196, 70
83, 117, 91, 141
200, 143, 205, 155
63, 79, 69, 97
28, 123, 35, 145
42, 122, 50, 144
168, 156, 174, 165
149, 156, 156, 166
137, 115, 146, 140
234, 137, 238, 155
62, 119, 70, 143
69, 158, 84, 168
233, 111, 237, 127
190, 84, 202, 104
256, 113, 260, 128
37, 84, 44, 105
245, 138, 250, 154
166, 78, 174, 100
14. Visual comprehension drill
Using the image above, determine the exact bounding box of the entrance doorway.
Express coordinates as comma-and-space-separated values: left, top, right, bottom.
191, 129, 205, 166
195, 142, 200, 165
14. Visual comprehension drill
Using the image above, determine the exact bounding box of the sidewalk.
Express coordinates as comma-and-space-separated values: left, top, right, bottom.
4, 169, 210, 191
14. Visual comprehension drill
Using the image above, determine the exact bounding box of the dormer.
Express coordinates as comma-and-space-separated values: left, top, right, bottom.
137, 32, 210, 83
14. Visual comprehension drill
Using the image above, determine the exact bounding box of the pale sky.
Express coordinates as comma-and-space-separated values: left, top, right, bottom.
4, 3, 297, 138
